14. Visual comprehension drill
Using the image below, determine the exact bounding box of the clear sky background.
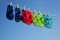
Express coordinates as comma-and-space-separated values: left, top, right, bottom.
0, 0, 60, 40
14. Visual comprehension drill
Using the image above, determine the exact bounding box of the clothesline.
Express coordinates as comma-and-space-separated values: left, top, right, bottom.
0, 0, 53, 28
0, 0, 60, 18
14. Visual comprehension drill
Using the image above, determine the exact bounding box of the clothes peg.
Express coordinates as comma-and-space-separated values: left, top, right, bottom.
26, 8, 33, 25
6, 2, 14, 20
43, 12, 52, 28
15, 4, 21, 22
37, 11, 44, 27
21, 7, 27, 23
32, 10, 39, 26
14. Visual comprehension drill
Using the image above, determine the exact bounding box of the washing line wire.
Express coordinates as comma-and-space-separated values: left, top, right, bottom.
0, 0, 60, 18
0, 0, 23, 9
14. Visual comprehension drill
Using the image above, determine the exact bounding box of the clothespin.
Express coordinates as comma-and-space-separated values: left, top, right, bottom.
44, 11, 47, 16
34, 9, 36, 12
10, 2, 12, 6
38, 11, 41, 14
24, 6, 26, 10
33, 9, 36, 12
28, 8, 30, 11
47, 12, 51, 16
16, 4, 19, 8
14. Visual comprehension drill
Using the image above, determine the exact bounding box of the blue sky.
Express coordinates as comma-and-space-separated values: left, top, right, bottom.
0, 0, 60, 40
